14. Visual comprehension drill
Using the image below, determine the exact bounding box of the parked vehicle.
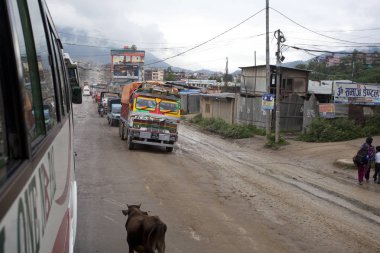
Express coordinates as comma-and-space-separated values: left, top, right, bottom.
107, 98, 121, 126
119, 81, 181, 152
98, 92, 120, 117
83, 86, 91, 96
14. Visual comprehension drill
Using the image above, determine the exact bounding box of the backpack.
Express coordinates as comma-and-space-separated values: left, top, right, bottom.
353, 148, 369, 166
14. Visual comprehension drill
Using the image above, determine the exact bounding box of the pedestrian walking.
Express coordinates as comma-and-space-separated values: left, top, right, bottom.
373, 146, 380, 184
365, 139, 376, 182
354, 136, 373, 185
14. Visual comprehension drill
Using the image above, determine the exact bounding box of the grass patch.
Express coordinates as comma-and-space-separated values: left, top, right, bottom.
264, 133, 289, 150
189, 114, 265, 139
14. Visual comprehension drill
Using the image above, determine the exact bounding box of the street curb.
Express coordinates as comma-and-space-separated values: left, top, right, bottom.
334, 158, 356, 169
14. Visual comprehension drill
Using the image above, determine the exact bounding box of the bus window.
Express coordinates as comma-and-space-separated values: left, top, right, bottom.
0, 77, 6, 176
8, 0, 45, 142
26, 0, 57, 131
49, 30, 68, 116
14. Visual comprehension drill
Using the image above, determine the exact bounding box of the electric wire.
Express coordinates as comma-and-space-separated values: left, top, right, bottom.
284, 44, 380, 55
144, 7, 266, 66
270, 7, 380, 45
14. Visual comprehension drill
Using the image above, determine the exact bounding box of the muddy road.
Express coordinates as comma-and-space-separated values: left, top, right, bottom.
73, 97, 380, 253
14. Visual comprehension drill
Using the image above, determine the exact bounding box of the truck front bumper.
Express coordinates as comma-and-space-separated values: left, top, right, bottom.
129, 129, 177, 147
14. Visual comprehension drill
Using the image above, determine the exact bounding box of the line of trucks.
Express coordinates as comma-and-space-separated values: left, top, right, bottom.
92, 81, 181, 152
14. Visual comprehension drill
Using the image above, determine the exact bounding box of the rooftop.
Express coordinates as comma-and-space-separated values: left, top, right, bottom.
239, 64, 311, 72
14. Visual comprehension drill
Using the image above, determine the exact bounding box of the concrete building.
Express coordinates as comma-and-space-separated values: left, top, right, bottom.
144, 69, 164, 81
326, 55, 341, 67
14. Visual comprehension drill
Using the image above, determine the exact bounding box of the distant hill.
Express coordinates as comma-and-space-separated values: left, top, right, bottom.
60, 31, 246, 76
282, 60, 307, 68
63, 42, 172, 69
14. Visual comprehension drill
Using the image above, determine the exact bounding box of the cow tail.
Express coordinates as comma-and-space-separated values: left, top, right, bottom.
147, 222, 167, 252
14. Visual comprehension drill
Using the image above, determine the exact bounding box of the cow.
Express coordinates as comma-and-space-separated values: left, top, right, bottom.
122, 204, 167, 253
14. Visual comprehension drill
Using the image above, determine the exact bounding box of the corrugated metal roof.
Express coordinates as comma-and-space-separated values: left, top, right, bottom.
239, 64, 311, 72
201, 93, 236, 99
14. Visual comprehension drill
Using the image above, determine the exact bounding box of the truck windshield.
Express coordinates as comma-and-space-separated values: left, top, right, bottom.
160, 100, 178, 113
112, 104, 121, 113
136, 97, 156, 111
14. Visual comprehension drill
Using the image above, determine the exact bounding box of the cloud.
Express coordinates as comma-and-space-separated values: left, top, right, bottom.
46, 0, 380, 71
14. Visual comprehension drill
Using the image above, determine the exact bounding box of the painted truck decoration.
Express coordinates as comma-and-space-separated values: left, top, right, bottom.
119, 81, 181, 152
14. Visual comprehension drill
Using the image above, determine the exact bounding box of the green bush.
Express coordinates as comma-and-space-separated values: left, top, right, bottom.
189, 114, 203, 124
362, 115, 380, 136
189, 114, 265, 139
299, 118, 364, 142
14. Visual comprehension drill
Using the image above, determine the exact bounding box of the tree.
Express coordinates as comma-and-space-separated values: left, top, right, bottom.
164, 72, 176, 81
209, 75, 222, 82
223, 74, 233, 82
295, 63, 307, 69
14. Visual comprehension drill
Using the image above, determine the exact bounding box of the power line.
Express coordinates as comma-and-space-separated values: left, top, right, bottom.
144, 7, 266, 66
285, 44, 380, 55
270, 7, 380, 45
285, 27, 380, 34
291, 43, 380, 48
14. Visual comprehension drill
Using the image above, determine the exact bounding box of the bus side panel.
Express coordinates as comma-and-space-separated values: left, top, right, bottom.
0, 120, 74, 252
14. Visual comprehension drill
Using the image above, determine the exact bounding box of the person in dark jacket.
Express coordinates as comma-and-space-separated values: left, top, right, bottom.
356, 136, 373, 185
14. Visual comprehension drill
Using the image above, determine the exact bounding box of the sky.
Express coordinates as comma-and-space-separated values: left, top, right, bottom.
46, 0, 380, 72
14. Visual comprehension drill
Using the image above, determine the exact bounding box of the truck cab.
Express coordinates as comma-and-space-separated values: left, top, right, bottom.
119, 82, 181, 152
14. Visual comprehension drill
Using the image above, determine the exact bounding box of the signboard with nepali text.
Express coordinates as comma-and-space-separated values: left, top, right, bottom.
334, 83, 380, 105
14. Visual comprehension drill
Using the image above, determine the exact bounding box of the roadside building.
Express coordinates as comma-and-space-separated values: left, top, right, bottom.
200, 93, 236, 124
174, 71, 186, 81
144, 69, 164, 81
304, 80, 380, 130
326, 55, 341, 67
238, 65, 310, 131
187, 79, 217, 89
110, 45, 145, 85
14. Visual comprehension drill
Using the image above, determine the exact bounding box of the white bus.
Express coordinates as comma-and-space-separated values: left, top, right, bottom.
0, 0, 81, 252
64, 53, 82, 103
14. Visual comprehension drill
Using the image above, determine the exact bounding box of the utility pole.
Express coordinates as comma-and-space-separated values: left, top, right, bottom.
265, 0, 271, 137
224, 57, 229, 89
275, 29, 285, 143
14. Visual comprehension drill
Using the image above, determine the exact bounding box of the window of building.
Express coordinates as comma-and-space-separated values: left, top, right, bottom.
286, 79, 293, 91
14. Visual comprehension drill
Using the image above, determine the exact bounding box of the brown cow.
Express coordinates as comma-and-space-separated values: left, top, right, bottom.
122, 204, 167, 253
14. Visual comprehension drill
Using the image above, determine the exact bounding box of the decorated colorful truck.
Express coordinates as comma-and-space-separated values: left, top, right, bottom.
119, 81, 181, 152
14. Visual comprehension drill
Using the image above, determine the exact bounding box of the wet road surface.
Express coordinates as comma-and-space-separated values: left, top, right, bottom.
73, 97, 380, 253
